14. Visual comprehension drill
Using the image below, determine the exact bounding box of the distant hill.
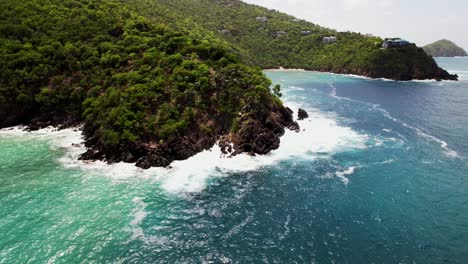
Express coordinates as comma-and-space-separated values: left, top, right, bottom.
423, 40, 468, 57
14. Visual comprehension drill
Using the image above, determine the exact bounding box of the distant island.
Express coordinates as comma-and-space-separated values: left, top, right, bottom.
423, 39, 468, 57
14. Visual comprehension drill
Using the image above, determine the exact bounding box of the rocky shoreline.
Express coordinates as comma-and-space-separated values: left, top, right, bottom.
78, 105, 307, 169
14, 106, 307, 170
265, 66, 458, 81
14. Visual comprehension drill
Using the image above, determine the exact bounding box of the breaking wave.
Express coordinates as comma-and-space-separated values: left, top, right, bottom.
0, 101, 369, 194
372, 105, 460, 158
327, 83, 459, 158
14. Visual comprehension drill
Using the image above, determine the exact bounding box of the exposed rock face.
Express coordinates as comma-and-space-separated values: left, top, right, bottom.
136, 150, 171, 169
298, 109, 309, 120
229, 104, 299, 156
27, 114, 80, 131
79, 123, 218, 169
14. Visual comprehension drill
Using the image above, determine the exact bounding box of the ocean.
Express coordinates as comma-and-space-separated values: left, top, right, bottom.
1, 58, 467, 263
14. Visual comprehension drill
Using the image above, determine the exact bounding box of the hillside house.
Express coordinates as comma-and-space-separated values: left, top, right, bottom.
322, 36, 337, 44
382, 38, 410, 48
256, 16, 268, 22
301, 30, 312, 36
219, 29, 232, 36
272, 31, 287, 38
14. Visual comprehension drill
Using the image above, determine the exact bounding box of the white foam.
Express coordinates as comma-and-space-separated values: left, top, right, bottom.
221, 215, 253, 240
335, 166, 359, 185
130, 197, 148, 227
378, 159, 395, 164
329, 83, 360, 103
287, 86, 305, 91
451, 72, 468, 80
152, 105, 368, 193
0, 126, 85, 160
279, 214, 291, 241
374, 139, 384, 146
264, 68, 306, 72
1, 95, 370, 194
127, 197, 169, 245
0, 125, 61, 136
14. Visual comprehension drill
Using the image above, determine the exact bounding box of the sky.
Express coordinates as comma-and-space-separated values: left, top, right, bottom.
243, 0, 468, 50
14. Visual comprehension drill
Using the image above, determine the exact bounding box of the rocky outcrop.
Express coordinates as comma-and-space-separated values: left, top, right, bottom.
298, 109, 309, 120
227, 104, 299, 156
27, 113, 80, 131
79, 122, 218, 169
79, 102, 300, 169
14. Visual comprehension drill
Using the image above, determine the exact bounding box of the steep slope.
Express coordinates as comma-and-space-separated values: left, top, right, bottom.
0, 0, 298, 168
423, 39, 468, 57
127, 0, 457, 81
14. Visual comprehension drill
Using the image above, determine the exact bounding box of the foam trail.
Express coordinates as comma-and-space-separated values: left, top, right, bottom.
279, 215, 291, 241
373, 105, 460, 158
335, 166, 359, 185
326, 83, 459, 158
130, 197, 148, 227
329, 83, 353, 101
221, 215, 253, 240
287, 86, 305, 91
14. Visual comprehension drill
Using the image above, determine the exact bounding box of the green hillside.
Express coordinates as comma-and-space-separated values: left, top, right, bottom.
127, 0, 456, 81
0, 0, 298, 167
423, 39, 468, 57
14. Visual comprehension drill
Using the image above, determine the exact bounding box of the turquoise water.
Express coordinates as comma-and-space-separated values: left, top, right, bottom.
1, 58, 468, 263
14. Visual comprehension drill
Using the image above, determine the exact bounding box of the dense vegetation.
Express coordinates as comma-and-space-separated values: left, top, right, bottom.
423, 39, 468, 57
0, 0, 298, 167
127, 0, 456, 81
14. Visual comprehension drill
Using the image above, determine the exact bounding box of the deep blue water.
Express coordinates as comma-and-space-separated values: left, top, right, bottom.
0, 58, 467, 263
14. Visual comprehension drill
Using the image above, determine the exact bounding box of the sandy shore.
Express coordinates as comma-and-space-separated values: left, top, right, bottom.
263, 67, 306, 72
